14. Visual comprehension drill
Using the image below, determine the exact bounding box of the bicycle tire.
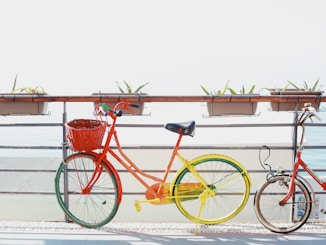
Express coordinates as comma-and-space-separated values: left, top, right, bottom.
254, 174, 312, 233
172, 154, 251, 225
55, 152, 122, 228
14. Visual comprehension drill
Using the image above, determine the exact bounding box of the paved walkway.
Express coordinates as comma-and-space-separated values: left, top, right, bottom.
0, 221, 325, 244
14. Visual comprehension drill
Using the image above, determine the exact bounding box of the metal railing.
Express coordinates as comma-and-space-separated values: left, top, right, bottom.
1, 95, 326, 197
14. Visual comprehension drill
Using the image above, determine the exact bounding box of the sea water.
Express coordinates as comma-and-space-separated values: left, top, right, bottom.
302, 110, 326, 176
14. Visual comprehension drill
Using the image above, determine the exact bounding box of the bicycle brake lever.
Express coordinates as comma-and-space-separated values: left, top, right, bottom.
259, 145, 272, 171
115, 110, 123, 117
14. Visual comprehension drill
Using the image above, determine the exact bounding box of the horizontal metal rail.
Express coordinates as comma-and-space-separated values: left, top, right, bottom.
0, 94, 326, 103
1, 122, 325, 150
0, 98, 326, 198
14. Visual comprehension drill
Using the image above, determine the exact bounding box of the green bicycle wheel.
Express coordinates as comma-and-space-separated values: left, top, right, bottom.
55, 152, 122, 228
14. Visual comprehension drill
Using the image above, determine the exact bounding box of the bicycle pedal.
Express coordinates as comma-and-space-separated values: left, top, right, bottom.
135, 200, 141, 212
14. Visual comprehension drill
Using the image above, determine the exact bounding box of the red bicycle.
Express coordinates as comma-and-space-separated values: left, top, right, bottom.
254, 103, 325, 233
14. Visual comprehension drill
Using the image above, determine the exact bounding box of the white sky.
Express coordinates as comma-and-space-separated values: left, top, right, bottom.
0, 0, 325, 95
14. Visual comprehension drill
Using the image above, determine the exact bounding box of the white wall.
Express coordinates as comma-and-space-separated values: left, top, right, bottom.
0, 146, 295, 223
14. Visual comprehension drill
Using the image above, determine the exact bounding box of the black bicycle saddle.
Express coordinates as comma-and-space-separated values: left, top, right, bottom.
164, 121, 196, 136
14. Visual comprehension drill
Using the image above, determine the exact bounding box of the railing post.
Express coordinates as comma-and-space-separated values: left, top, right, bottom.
62, 102, 69, 222
292, 108, 300, 164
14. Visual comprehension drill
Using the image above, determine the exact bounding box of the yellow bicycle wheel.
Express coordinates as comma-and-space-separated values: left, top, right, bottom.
172, 154, 251, 224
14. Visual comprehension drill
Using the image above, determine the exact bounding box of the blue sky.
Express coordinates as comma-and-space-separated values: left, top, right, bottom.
0, 0, 325, 95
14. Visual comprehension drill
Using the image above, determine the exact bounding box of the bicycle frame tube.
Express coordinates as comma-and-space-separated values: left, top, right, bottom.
280, 150, 326, 204
99, 115, 185, 191
280, 108, 326, 204
299, 153, 325, 186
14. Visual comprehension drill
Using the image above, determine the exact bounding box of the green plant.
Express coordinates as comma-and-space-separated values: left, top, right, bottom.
200, 81, 230, 95
200, 81, 255, 95
265, 78, 322, 92
228, 85, 255, 94
11, 74, 46, 94
116, 80, 149, 94
287, 78, 322, 91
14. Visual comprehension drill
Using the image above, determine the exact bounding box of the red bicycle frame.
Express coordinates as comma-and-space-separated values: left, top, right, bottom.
279, 106, 326, 205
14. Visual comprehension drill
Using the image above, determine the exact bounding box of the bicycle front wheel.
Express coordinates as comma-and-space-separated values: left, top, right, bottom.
55, 152, 122, 228
172, 154, 251, 225
254, 175, 312, 233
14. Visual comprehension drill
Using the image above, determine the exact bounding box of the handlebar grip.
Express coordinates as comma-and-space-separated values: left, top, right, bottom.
96, 102, 138, 117
303, 103, 322, 121
313, 112, 322, 121
101, 103, 112, 111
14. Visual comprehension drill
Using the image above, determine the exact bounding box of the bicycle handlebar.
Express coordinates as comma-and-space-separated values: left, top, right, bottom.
95, 102, 139, 117
298, 103, 322, 125
306, 105, 322, 121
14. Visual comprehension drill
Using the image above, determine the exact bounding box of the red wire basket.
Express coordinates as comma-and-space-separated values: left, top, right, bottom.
65, 119, 107, 151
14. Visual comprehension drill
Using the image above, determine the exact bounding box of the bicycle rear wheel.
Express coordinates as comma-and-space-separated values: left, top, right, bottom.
55, 152, 122, 228
254, 175, 312, 233
172, 154, 251, 225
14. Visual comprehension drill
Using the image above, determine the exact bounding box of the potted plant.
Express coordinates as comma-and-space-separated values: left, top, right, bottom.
201, 81, 258, 116
268, 78, 323, 111
0, 74, 48, 115
93, 80, 149, 115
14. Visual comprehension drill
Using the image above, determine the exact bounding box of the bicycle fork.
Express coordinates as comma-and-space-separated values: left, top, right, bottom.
81, 159, 104, 194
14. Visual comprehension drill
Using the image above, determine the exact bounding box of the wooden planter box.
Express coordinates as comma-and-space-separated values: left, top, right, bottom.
270, 90, 323, 111
0, 94, 48, 115
206, 100, 258, 116
92, 93, 146, 115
